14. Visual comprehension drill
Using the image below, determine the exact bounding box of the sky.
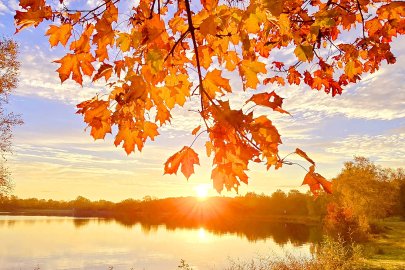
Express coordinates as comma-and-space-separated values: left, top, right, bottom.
0, 0, 404, 201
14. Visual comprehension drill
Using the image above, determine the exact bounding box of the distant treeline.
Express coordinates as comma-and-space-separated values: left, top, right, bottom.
1, 158, 403, 225
0, 190, 327, 219
0, 191, 327, 244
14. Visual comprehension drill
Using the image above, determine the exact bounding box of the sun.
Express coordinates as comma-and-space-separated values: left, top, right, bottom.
194, 184, 210, 200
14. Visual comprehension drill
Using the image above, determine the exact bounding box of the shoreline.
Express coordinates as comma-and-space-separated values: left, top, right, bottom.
0, 209, 322, 225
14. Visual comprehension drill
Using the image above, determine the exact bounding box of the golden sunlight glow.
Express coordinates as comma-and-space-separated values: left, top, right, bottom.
196, 227, 213, 243
198, 227, 206, 239
194, 184, 210, 200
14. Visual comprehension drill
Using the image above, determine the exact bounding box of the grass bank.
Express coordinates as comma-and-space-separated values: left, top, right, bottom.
205, 218, 405, 270
362, 217, 405, 270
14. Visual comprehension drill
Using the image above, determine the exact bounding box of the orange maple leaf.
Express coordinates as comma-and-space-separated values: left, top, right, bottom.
302, 165, 332, 195
46, 24, 72, 47
164, 146, 200, 179
54, 53, 95, 85
295, 148, 315, 165
246, 91, 289, 114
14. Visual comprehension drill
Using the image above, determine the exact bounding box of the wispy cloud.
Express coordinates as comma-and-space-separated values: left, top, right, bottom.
15, 46, 106, 104
326, 131, 405, 166
0, 0, 11, 14
7, 0, 19, 10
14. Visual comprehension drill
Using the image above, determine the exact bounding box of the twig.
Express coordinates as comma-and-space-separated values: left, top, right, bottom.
164, 30, 190, 61
356, 0, 366, 39
74, 0, 120, 25
282, 160, 309, 173
190, 130, 208, 147
149, 0, 157, 19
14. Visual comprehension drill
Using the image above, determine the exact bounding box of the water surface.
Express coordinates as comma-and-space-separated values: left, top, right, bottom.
0, 215, 320, 269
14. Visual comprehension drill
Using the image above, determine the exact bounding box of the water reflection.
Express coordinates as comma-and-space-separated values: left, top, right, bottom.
0, 214, 322, 245
0, 215, 318, 270
73, 218, 91, 228
111, 215, 322, 245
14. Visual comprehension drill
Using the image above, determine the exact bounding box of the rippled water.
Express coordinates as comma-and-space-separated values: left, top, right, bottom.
0, 215, 320, 270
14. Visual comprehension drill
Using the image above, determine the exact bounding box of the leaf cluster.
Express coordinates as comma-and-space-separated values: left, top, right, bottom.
13, 0, 405, 192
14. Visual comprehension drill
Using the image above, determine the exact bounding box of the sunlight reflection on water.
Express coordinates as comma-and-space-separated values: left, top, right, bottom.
0, 216, 316, 270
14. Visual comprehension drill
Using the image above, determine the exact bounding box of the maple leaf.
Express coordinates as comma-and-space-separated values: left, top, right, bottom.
302, 165, 332, 195
263, 0, 284, 17
199, 15, 219, 36
245, 13, 261, 33
192, 125, 201, 135
203, 69, 231, 98
76, 99, 111, 140
205, 141, 214, 157
201, 0, 218, 12
345, 60, 362, 80
246, 91, 289, 114
14, 0, 52, 33
241, 60, 267, 89
54, 53, 94, 85
250, 115, 281, 168
377, 2, 405, 20
263, 76, 285, 86
155, 105, 172, 125
116, 33, 132, 52
287, 67, 301, 85
114, 125, 141, 154
143, 121, 159, 141
295, 148, 315, 165
92, 63, 113, 82
93, 18, 115, 61
114, 60, 126, 78
146, 49, 164, 74
70, 25, 94, 53
278, 14, 291, 36
164, 146, 200, 179
223, 51, 239, 71
294, 44, 314, 62
199, 46, 213, 69
46, 24, 72, 47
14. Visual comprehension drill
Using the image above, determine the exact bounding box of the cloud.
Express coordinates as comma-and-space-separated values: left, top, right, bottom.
0, 0, 11, 14
326, 132, 405, 166
281, 70, 405, 121
7, 0, 19, 10
15, 46, 106, 104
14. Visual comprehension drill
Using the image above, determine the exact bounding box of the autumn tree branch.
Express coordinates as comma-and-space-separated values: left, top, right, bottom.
183, 0, 205, 102
149, 0, 157, 18
164, 30, 190, 61
70, 0, 120, 25
183, 0, 268, 155
356, 0, 366, 39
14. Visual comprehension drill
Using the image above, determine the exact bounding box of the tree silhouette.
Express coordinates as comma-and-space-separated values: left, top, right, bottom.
0, 38, 23, 194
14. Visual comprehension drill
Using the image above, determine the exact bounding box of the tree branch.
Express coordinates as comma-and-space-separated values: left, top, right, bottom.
164, 30, 190, 61
184, 0, 206, 109
183, 0, 262, 155
149, 0, 157, 19
356, 0, 366, 39
72, 0, 120, 25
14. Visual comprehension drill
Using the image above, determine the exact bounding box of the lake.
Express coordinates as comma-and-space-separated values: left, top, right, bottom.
0, 215, 321, 270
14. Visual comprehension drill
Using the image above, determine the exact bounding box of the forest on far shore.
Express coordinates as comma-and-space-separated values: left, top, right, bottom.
1, 157, 404, 243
